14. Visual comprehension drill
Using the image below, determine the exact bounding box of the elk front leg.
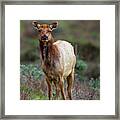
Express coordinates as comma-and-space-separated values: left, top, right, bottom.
46, 77, 52, 100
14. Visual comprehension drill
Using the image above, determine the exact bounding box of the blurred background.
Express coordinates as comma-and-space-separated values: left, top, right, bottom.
20, 20, 100, 100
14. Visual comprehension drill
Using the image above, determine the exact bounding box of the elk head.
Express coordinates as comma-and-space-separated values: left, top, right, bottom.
32, 21, 58, 45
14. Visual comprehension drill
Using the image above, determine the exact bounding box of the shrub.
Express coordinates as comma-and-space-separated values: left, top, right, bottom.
75, 59, 88, 81
89, 78, 100, 91
20, 64, 44, 82
20, 64, 48, 100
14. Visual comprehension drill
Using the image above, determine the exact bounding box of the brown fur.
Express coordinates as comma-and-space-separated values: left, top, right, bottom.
39, 40, 60, 63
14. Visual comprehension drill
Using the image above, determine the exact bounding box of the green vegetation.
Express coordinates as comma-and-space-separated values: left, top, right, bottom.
75, 59, 87, 81
20, 84, 47, 100
20, 64, 43, 81
20, 63, 100, 100
89, 78, 100, 91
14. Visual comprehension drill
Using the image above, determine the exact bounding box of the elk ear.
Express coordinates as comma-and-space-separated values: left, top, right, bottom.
32, 21, 40, 30
49, 21, 58, 30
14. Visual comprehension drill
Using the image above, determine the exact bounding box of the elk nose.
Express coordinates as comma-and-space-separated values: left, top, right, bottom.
41, 35, 48, 40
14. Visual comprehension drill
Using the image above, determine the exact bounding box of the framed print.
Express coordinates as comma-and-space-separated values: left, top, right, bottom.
0, 0, 120, 119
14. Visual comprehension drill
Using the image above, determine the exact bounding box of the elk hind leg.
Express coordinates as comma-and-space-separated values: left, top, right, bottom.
67, 69, 74, 100
59, 77, 66, 100
53, 80, 60, 100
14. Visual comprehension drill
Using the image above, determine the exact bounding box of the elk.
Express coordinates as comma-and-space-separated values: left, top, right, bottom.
32, 21, 76, 100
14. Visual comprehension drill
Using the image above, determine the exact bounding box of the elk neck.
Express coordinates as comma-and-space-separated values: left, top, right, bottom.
39, 36, 60, 67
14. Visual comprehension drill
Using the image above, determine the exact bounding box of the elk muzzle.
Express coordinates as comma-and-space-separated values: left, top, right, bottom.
41, 35, 48, 41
